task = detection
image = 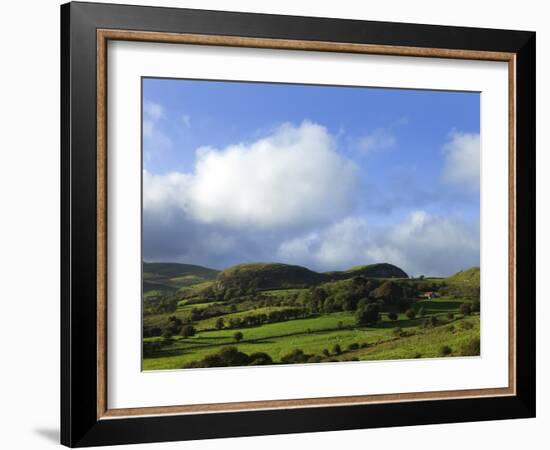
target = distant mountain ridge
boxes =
[215,262,409,291]
[143,261,410,293]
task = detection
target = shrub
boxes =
[439,345,453,356]
[332,344,342,355]
[460,337,481,356]
[218,346,250,366]
[233,331,243,342]
[471,300,480,313]
[460,302,472,316]
[215,317,225,330]
[430,315,439,327]
[322,348,330,357]
[180,325,196,338]
[143,341,162,356]
[248,352,273,365]
[459,320,474,330]
[162,329,173,339]
[347,343,360,351]
[414,352,422,358]
[307,355,323,363]
[281,349,309,364]
[446,325,455,333]
[388,312,398,321]
[355,303,380,325]
[184,347,250,368]
[447,312,455,320]
[143,326,162,338]
[405,308,416,320]
[392,327,403,337]
[417,306,426,317]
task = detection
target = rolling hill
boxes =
[326,263,409,280]
[215,263,325,290]
[442,267,480,299]
[446,267,480,285]
[215,262,409,291]
[143,262,220,293]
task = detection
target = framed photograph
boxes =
[61,1,535,447]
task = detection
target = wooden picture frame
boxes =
[61,1,535,447]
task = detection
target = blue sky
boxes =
[142,78,480,277]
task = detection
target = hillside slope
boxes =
[328,263,409,280]
[216,263,325,290]
[143,262,220,292]
[215,262,409,291]
[443,267,480,299]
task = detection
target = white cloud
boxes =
[144,121,359,229]
[357,128,396,155]
[143,101,172,162]
[143,101,164,138]
[441,131,480,191]
[367,211,479,277]
[143,170,192,219]
[277,211,479,277]
[278,217,371,269]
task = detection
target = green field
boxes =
[142,262,481,370]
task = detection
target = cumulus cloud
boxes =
[143,121,358,229]
[356,128,396,155]
[277,211,479,277]
[442,131,480,191]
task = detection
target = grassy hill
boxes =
[216,263,325,290]
[216,262,409,291]
[143,262,220,293]
[442,267,480,299]
[446,267,480,285]
[328,263,409,280]
[143,261,480,370]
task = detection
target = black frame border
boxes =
[61,2,535,447]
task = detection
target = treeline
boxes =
[292,277,418,315]
[216,307,311,330]
[183,347,273,368]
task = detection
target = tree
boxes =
[180,325,196,338]
[215,317,225,330]
[471,300,480,313]
[233,331,243,342]
[162,329,173,339]
[281,349,309,364]
[388,312,398,321]
[332,344,342,355]
[371,281,404,304]
[460,302,472,315]
[355,303,380,325]
[248,352,273,365]
[460,337,480,356]
[439,345,452,356]
[405,308,416,320]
